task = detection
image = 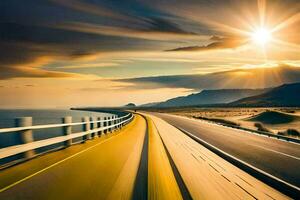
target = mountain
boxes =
[230,82,300,106]
[140,102,160,107]
[155,89,268,107]
[245,111,300,124]
[124,103,136,107]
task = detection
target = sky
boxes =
[0,0,300,108]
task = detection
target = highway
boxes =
[0,115,147,200]
[0,113,294,199]
[147,114,288,199]
[152,113,300,188]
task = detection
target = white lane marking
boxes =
[176,127,300,193]
[0,136,117,193]
[252,145,300,161]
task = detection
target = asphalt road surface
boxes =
[0,115,147,200]
[152,113,300,188]
[0,113,295,199]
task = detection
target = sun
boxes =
[251,28,272,45]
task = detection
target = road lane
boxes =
[147,113,288,200]
[0,115,146,200]
[146,116,183,200]
[152,113,300,188]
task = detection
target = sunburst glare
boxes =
[251,27,272,45]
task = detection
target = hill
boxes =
[245,111,300,124]
[124,103,136,107]
[154,89,268,107]
[230,82,300,107]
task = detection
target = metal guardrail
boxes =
[0,113,134,165]
[0,113,131,133]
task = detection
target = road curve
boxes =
[0,112,297,199]
[0,115,147,200]
[146,113,288,199]
[151,113,300,188]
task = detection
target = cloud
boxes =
[49,0,137,22]
[0,40,97,79]
[50,0,206,35]
[120,64,300,90]
[58,63,120,69]
[0,22,168,78]
[166,36,246,51]
[1,0,300,82]
[50,0,207,41]
[0,65,82,79]
[55,20,205,42]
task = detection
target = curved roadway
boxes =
[152,113,300,188]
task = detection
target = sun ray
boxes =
[272,39,300,51]
[257,0,267,27]
[271,13,300,33]
[204,20,251,36]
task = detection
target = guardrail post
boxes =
[97,117,101,137]
[63,116,72,147]
[115,116,118,129]
[111,116,115,131]
[115,115,118,130]
[103,117,107,134]
[118,116,121,128]
[90,117,97,139]
[119,117,123,128]
[122,116,125,127]
[82,116,91,141]
[16,117,35,159]
[108,117,111,132]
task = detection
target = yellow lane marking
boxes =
[0,136,117,193]
[0,117,139,193]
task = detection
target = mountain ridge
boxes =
[141,82,300,107]
[230,82,300,106]
[143,88,269,107]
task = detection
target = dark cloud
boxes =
[49,0,131,21]
[51,0,199,35]
[1,0,299,80]
[0,22,170,78]
[120,65,300,90]
[0,65,79,79]
[143,17,196,35]
[166,36,245,51]
[1,0,203,78]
